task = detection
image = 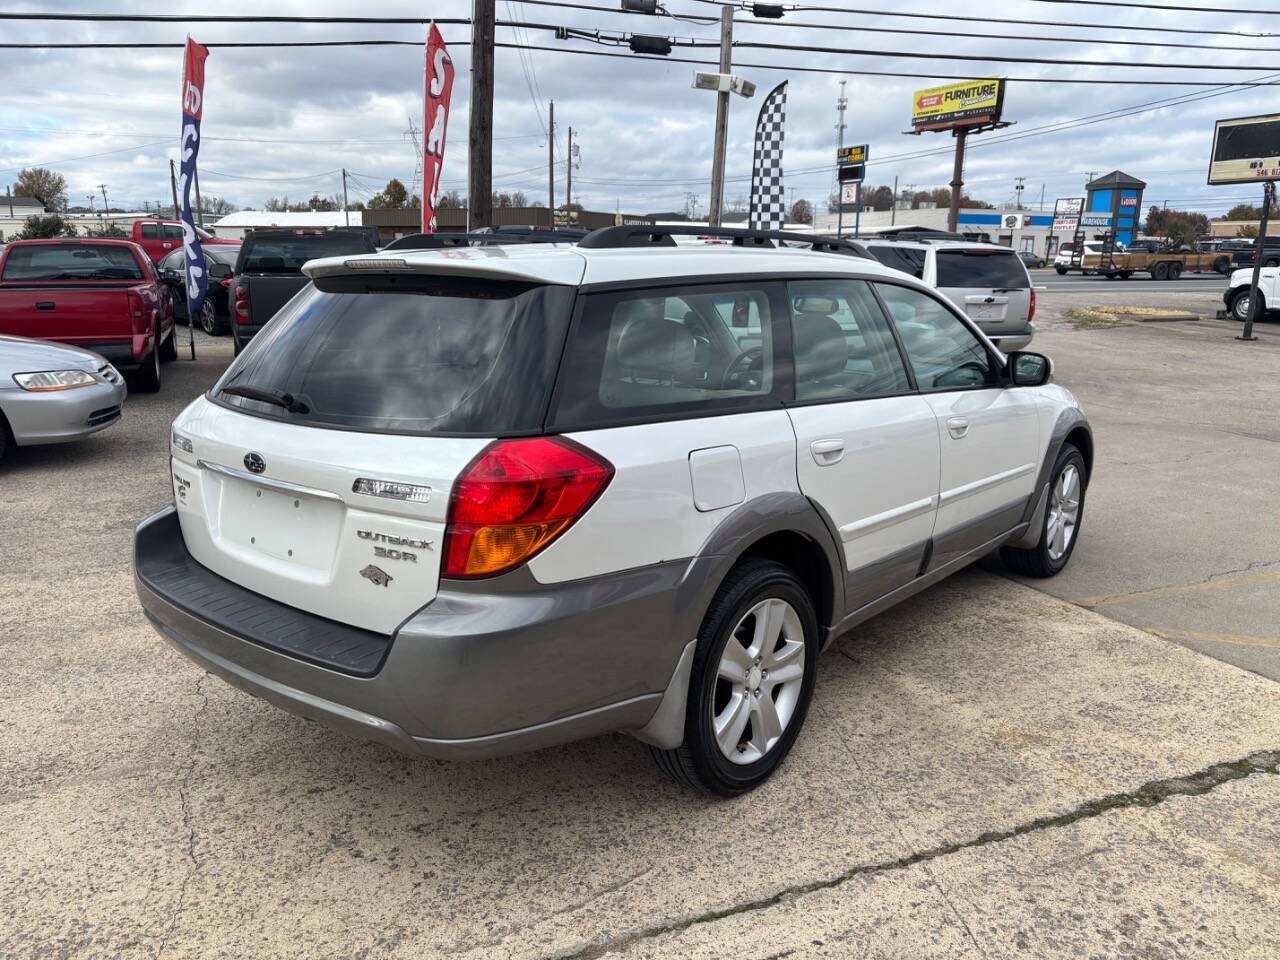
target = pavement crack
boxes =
[553,749,1280,960]
[1073,559,1280,609]
[154,672,210,960]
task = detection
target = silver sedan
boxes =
[0,335,127,461]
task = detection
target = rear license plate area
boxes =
[219,478,341,569]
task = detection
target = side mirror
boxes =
[1008,351,1052,387]
[209,262,233,280]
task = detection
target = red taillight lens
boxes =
[220,277,233,288]
[1029,286,1037,323]
[443,437,614,579]
[234,283,250,323]
[127,290,144,320]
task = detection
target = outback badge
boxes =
[359,564,393,588]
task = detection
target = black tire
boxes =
[1104,272,1118,280]
[1119,271,1134,279]
[1214,255,1231,275]
[1055,266,1068,275]
[649,558,819,796]
[1001,443,1087,578]
[1169,262,1183,281]
[159,326,178,362]
[132,337,162,393]
[1266,258,1279,268]
[1229,288,1261,323]
[1152,261,1170,281]
[0,410,11,464]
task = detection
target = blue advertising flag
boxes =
[180,38,209,317]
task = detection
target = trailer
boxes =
[1065,244,1231,280]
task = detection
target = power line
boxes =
[496,41,1280,87]
[1025,0,1280,14]
[728,12,1280,53]
[685,0,1280,39]
[730,38,1280,73]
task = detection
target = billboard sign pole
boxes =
[1239,180,1273,342]
[836,144,867,239]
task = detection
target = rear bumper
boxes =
[3,377,126,445]
[134,508,685,759]
[988,325,1034,352]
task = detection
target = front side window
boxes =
[163,224,185,240]
[788,279,910,402]
[211,276,574,435]
[160,250,185,272]
[552,283,779,428]
[875,284,998,392]
[140,223,159,239]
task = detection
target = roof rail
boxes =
[863,228,972,244]
[578,224,869,257]
[382,230,584,251]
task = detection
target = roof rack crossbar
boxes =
[578,224,868,257]
[382,231,583,251]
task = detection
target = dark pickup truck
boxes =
[231,228,375,354]
[1230,237,1280,270]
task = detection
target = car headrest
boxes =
[616,315,696,380]
[793,313,847,380]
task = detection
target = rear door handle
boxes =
[810,439,845,465]
[35,301,55,311]
[947,417,970,440]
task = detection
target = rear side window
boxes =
[1,244,143,281]
[211,276,573,435]
[140,223,159,239]
[239,234,374,273]
[553,282,781,428]
[876,284,998,392]
[866,245,925,279]
[163,224,184,240]
[936,249,1027,288]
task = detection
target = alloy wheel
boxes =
[711,598,806,765]
[200,300,217,334]
[1046,463,1081,562]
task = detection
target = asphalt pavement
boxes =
[2,307,1279,959]
[1029,267,1229,295]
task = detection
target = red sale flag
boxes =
[422,24,455,233]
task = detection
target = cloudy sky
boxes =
[3,0,1279,218]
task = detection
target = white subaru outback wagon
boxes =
[135,226,1092,796]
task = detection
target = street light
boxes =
[692,71,756,99]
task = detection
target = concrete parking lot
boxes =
[3,295,1279,959]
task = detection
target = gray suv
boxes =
[864,239,1036,352]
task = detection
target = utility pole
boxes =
[707,4,733,227]
[1015,176,1025,211]
[342,168,350,227]
[193,171,204,227]
[567,126,573,211]
[98,183,109,213]
[1039,183,1045,211]
[1086,171,1098,191]
[947,128,967,233]
[468,0,495,230]
[834,81,847,235]
[890,175,898,226]
[87,194,95,214]
[169,159,180,220]
[6,185,12,218]
[548,99,555,222]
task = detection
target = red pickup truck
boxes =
[130,218,237,266]
[0,238,175,392]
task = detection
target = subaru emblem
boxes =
[244,452,266,474]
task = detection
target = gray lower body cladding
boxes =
[134,507,690,759]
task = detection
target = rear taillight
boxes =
[443,437,614,579]
[234,283,250,323]
[1029,286,1037,323]
[127,290,144,321]
[220,277,233,288]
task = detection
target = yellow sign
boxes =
[911,77,1004,131]
[837,144,867,165]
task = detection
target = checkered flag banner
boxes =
[749,81,789,231]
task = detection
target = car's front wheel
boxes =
[1229,288,1262,322]
[650,558,818,796]
[1001,443,1086,578]
[199,300,221,336]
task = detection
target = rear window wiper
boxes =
[218,384,309,413]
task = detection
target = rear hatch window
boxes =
[211,275,574,435]
[2,243,142,281]
[238,234,374,273]
[936,249,1027,288]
